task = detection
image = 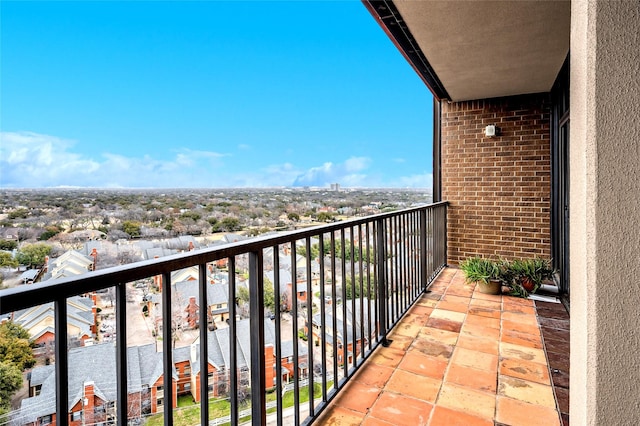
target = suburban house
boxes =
[189,319,308,400]
[42,250,95,281]
[309,298,376,366]
[11,295,97,354]
[19,343,178,425]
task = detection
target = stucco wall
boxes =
[570,0,640,424]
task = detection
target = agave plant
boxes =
[508,258,554,296]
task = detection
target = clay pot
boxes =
[478,279,502,295]
[521,277,536,292]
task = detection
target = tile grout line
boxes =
[359,271,455,424]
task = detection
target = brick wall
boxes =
[441,94,551,264]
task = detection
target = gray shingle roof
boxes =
[17,343,164,425]
[191,319,306,375]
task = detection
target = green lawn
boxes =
[145,397,244,426]
[145,381,333,426]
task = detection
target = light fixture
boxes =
[484,125,497,138]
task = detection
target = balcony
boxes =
[1,203,451,426]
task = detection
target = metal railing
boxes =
[0,202,447,426]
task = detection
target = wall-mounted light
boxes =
[484,125,497,138]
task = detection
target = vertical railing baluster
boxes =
[402,213,408,311]
[116,282,128,425]
[290,242,300,425]
[375,218,388,344]
[420,209,428,291]
[414,211,418,297]
[358,224,365,361]
[393,216,399,323]
[318,235,327,401]
[273,247,283,426]
[372,222,379,344]
[198,264,209,426]
[408,212,413,298]
[365,223,372,352]
[55,298,69,426]
[349,228,357,370]
[161,272,173,426]
[228,258,238,426]
[249,250,266,425]
[443,204,448,268]
[340,229,348,378]
[330,232,338,389]
[305,236,315,418]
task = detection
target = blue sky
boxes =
[0,1,433,189]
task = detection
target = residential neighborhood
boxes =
[0,187,416,424]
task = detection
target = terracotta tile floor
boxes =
[315,268,567,426]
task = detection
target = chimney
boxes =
[286,282,293,311]
[188,241,195,251]
[43,256,49,273]
[90,248,98,270]
[91,304,98,335]
[83,381,96,425]
[154,255,162,292]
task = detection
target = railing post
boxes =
[443,203,448,266]
[375,218,389,345]
[161,272,173,426]
[420,208,428,292]
[198,264,210,426]
[116,283,128,425]
[249,250,266,425]
[55,298,69,426]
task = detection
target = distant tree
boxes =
[316,212,334,223]
[15,243,52,268]
[0,252,18,269]
[0,321,35,370]
[287,212,300,222]
[0,321,34,415]
[296,244,320,260]
[212,217,242,232]
[236,286,250,305]
[0,240,18,251]
[235,279,275,313]
[122,220,142,238]
[38,225,62,241]
[0,362,22,416]
[179,211,201,221]
[8,208,29,220]
[263,278,276,313]
[344,275,376,300]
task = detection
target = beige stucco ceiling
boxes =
[393,0,570,101]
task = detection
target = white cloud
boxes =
[0,131,228,188]
[397,173,433,189]
[0,131,433,189]
[292,157,371,187]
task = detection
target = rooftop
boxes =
[316,267,569,425]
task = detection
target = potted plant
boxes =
[459,257,502,295]
[508,258,554,296]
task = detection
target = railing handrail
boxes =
[0,202,448,314]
